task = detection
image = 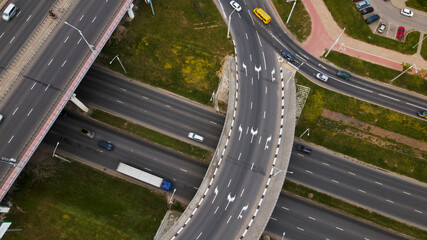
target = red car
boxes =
[396,26,405,40]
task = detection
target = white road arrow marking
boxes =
[271,68,275,82]
[225,193,236,210]
[254,65,261,79]
[242,63,247,76]
[250,127,258,143]
[238,124,243,141]
[265,135,272,150]
[238,204,249,219]
[212,187,219,204]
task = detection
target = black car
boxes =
[296,144,312,154]
[281,51,295,62]
[365,14,379,24]
[98,140,115,151]
[360,7,373,15]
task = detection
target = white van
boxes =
[2,3,18,21]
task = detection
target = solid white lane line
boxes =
[262,51,266,70]
[379,93,400,101]
[256,30,262,47]
[406,102,424,109]
[386,199,394,204]
[305,170,313,174]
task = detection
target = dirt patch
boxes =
[322,109,427,152]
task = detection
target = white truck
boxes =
[116,162,172,191]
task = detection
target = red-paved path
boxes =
[301,0,426,72]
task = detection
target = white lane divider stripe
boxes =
[379,93,400,101]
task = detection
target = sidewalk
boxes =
[301,0,427,72]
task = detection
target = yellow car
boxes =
[417,111,427,119]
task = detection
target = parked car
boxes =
[316,73,328,82]
[360,7,373,15]
[356,0,370,9]
[296,144,312,154]
[396,26,405,40]
[281,50,295,62]
[365,14,379,24]
[188,132,205,142]
[0,113,3,123]
[417,111,427,119]
[81,128,95,138]
[377,23,386,33]
[400,8,413,17]
[336,70,351,80]
[353,0,363,2]
[230,0,242,12]
[98,140,115,151]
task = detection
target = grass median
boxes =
[97,0,232,104]
[421,34,427,60]
[324,50,427,96]
[295,73,427,182]
[272,0,311,42]
[91,109,211,162]
[4,147,168,239]
[284,181,427,239]
[323,0,420,54]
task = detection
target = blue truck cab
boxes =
[161,180,173,191]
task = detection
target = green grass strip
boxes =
[91,109,211,161]
[272,0,312,42]
[284,181,427,239]
[324,50,427,96]
[323,0,420,54]
[406,0,427,13]
[295,73,427,182]
[421,34,427,61]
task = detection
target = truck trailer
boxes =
[116,162,172,191]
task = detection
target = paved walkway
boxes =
[301,0,427,72]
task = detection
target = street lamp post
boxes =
[281,232,286,240]
[109,55,127,73]
[325,28,346,57]
[412,34,427,49]
[227,9,236,38]
[64,22,95,53]
[169,188,176,205]
[390,63,417,83]
[286,0,297,24]
[52,142,60,157]
[299,128,310,138]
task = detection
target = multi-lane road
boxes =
[43,112,407,240]
[75,67,427,231]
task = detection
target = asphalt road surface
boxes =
[77,66,427,230]
[43,112,408,240]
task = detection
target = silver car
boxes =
[316,73,329,82]
[188,132,205,142]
